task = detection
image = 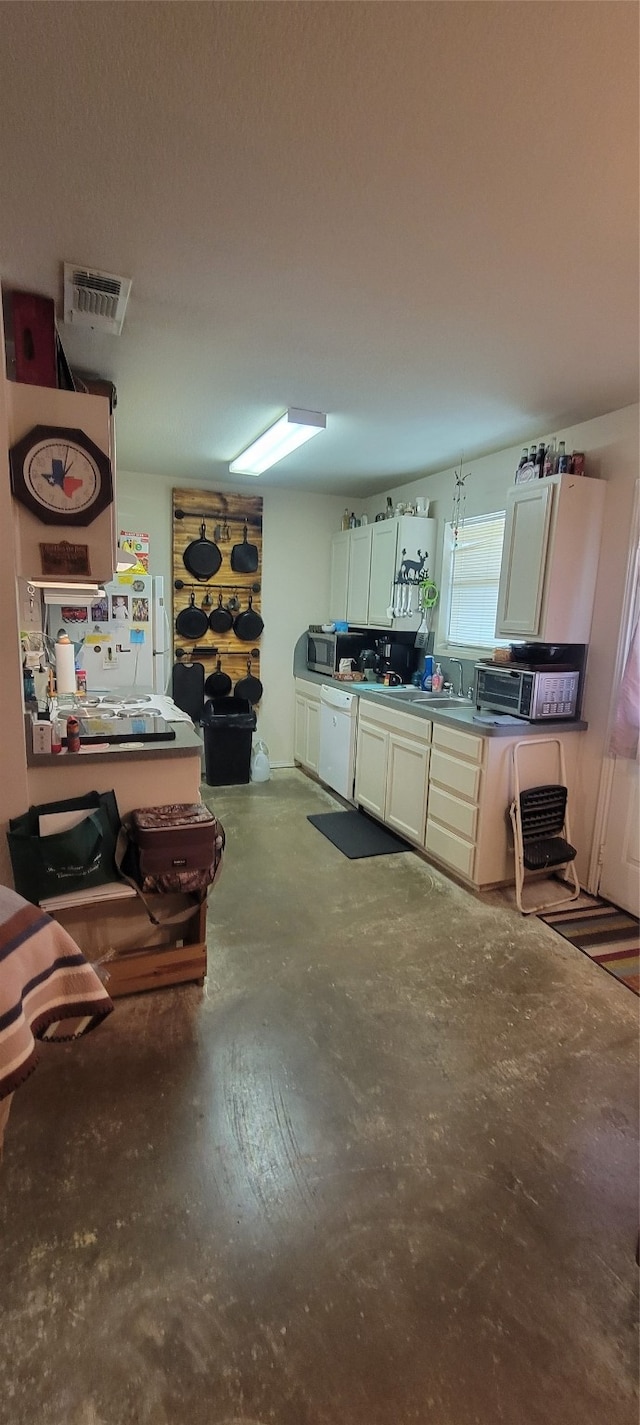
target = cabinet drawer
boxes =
[432,723,484,764]
[425,819,476,880]
[358,701,432,743]
[429,748,482,803]
[428,785,478,841]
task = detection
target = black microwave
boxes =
[307,628,366,676]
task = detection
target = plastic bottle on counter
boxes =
[66,715,81,753]
[421,655,434,692]
[51,718,62,754]
[432,663,444,693]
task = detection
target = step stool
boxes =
[509,738,580,915]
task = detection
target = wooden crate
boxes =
[50,891,207,998]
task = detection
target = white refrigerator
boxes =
[45,574,170,695]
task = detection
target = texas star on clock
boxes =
[9,425,113,526]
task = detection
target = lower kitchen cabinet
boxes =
[355,702,431,845]
[294,679,321,774]
[352,698,583,889]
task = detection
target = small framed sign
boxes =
[39,540,92,578]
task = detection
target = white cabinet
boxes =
[338,515,437,630]
[329,531,351,622]
[355,700,431,845]
[425,725,484,882]
[496,473,605,643]
[294,679,321,773]
[346,525,373,624]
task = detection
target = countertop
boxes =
[293,665,588,737]
[26,719,202,768]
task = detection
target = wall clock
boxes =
[9,424,113,526]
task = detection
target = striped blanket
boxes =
[0,885,113,1102]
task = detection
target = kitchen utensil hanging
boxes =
[175,592,209,640]
[233,594,264,642]
[231,524,259,574]
[182,522,222,580]
[172,661,205,722]
[205,657,232,697]
[234,658,263,705]
[208,593,233,634]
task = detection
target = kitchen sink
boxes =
[365,687,468,707]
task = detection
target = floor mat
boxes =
[539,894,639,996]
[307,810,412,859]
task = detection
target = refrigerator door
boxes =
[152,576,170,694]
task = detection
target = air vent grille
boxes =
[63,263,132,335]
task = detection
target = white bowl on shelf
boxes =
[321,623,336,632]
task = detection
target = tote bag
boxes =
[8,790,121,905]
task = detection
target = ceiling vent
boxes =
[63,263,132,336]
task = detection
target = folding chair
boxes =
[509,738,580,915]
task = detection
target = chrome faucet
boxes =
[448,659,465,699]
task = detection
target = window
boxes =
[438,511,506,654]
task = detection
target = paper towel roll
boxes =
[55,639,76,694]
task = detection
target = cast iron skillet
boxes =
[204,657,232,698]
[182,521,222,580]
[208,592,233,635]
[231,524,259,575]
[175,592,209,641]
[233,594,264,643]
[234,658,263,705]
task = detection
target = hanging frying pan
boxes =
[175,592,209,640]
[234,658,263,705]
[231,524,259,574]
[204,657,232,698]
[233,594,264,643]
[182,522,222,580]
[208,592,233,635]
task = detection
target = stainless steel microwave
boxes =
[307,628,365,676]
[475,664,580,720]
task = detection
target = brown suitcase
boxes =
[131,803,220,876]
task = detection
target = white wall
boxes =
[365,404,640,884]
[117,472,345,765]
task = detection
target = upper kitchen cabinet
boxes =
[332,516,437,630]
[495,473,605,643]
[7,383,116,585]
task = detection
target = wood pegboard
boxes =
[172,488,263,681]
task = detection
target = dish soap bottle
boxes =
[421,655,434,692]
[432,663,444,693]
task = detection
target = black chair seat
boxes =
[523,836,576,871]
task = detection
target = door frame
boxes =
[588,479,640,893]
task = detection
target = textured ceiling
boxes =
[0,1,637,494]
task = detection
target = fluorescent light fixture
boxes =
[229,408,326,475]
[29,580,105,593]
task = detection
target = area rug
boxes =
[307,810,412,859]
[539,894,639,996]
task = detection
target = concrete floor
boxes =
[1,769,638,1425]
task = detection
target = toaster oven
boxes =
[475,664,580,720]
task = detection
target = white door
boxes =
[599,759,640,914]
[347,526,372,624]
[598,514,640,915]
[329,532,351,622]
[496,482,553,638]
[385,734,429,843]
[368,521,397,626]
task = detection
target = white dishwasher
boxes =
[319,684,358,799]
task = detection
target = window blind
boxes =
[447,511,506,648]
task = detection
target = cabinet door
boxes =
[347,526,373,624]
[329,532,351,622]
[385,734,429,843]
[306,699,320,773]
[355,720,388,818]
[294,693,308,764]
[496,482,553,638]
[368,521,397,626]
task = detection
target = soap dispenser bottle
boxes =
[432,663,444,693]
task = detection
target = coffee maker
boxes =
[376,637,413,685]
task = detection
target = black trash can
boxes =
[201,696,257,786]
